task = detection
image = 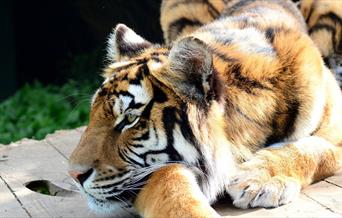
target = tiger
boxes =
[161,0,342,86]
[68,0,342,217]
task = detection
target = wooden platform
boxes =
[0,127,341,217]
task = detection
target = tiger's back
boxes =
[161,0,342,86]
[164,0,342,151]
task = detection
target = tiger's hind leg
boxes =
[160,0,225,43]
[300,0,342,87]
[226,136,342,209]
[301,0,342,57]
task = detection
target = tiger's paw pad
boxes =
[227,174,300,209]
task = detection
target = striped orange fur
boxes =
[68,0,342,217]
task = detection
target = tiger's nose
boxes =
[68,169,94,186]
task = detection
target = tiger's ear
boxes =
[168,37,220,105]
[107,24,152,61]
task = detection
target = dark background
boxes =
[1,0,162,100]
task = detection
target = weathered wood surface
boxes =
[0,127,341,217]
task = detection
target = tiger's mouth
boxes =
[86,189,137,205]
[86,194,138,216]
[81,170,150,215]
[75,165,170,215]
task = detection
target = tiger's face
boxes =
[68,24,219,215]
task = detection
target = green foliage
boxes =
[0,80,100,144]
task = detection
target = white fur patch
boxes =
[148,61,163,71]
[269,141,292,148]
[87,196,137,217]
[122,27,146,45]
[121,96,133,112]
[128,84,151,104]
[289,80,326,140]
[108,61,135,71]
[293,136,334,159]
[107,31,117,61]
[145,153,169,165]
[173,125,199,164]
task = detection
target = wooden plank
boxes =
[215,193,340,217]
[44,129,83,159]
[75,126,87,133]
[1,129,342,217]
[0,175,29,217]
[303,181,342,215]
[0,138,109,218]
[269,194,340,218]
[325,168,342,187]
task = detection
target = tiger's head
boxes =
[68,24,224,215]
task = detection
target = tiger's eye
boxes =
[127,113,138,123]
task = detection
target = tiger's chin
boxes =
[87,195,138,217]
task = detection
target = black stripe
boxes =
[168,18,202,41]
[177,104,201,148]
[133,130,150,141]
[98,88,108,97]
[129,64,145,85]
[208,47,272,93]
[309,24,336,55]
[128,102,144,110]
[130,143,144,148]
[319,13,342,53]
[92,179,128,190]
[225,100,264,128]
[152,83,168,103]
[126,145,142,158]
[309,24,335,35]
[338,39,342,53]
[152,121,159,144]
[92,170,128,183]
[125,145,148,166]
[282,99,300,136]
[106,175,149,203]
[228,64,272,94]
[320,12,342,26]
[162,107,183,161]
[265,27,275,43]
[203,0,220,18]
[118,148,145,167]
[114,118,127,132]
[104,101,114,117]
[208,46,237,62]
[178,104,208,177]
[141,100,154,120]
[118,91,134,98]
[264,99,300,146]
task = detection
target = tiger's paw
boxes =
[227,172,301,209]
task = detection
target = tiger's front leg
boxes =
[227,136,342,209]
[134,164,219,218]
